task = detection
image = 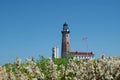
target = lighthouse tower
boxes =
[61,22,70,58]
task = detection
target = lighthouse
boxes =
[61,22,70,58]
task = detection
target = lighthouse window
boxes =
[66,35,68,37]
[67,42,69,44]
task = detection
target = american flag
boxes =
[82,37,88,41]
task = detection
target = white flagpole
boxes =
[82,37,88,58]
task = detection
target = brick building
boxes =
[61,23,94,59]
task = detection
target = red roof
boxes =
[70,51,94,57]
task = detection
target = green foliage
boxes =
[0,56,120,80]
[53,58,68,66]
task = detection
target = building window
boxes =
[66,35,68,37]
[67,42,69,44]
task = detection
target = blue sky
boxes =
[0,0,120,64]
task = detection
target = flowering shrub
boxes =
[0,55,120,80]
